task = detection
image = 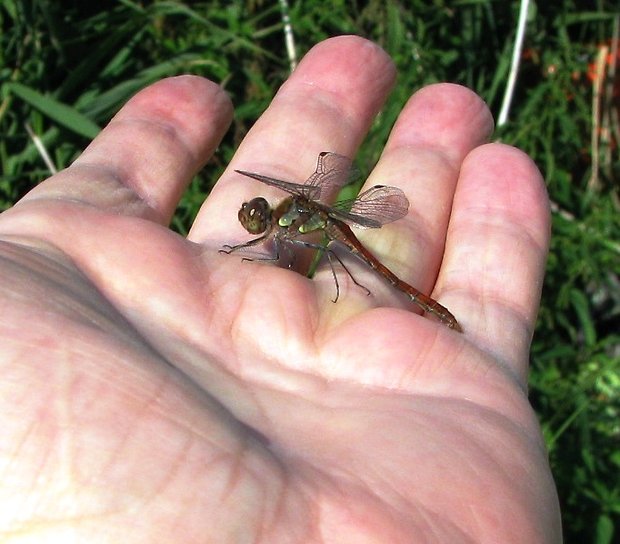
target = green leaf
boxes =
[7,83,100,139]
[570,288,597,346]
[595,514,614,544]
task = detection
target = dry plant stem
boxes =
[589,16,620,193]
[279,0,297,72]
[588,45,608,192]
[497,0,530,127]
[605,15,619,184]
[25,122,57,175]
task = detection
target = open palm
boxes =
[0,37,561,542]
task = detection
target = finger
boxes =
[20,76,233,224]
[445,144,550,379]
[189,35,396,244]
[346,84,494,310]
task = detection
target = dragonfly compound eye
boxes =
[238,197,271,234]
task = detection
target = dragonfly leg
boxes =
[221,234,300,270]
[323,248,371,301]
[219,231,271,254]
[219,229,281,262]
[284,238,372,303]
[323,249,340,303]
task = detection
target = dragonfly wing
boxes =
[304,151,353,202]
[234,170,306,196]
[331,185,410,228]
[235,151,352,201]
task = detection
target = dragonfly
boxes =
[220,151,461,332]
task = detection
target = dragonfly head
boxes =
[238,197,272,235]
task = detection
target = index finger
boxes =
[19,76,233,224]
[188,36,396,245]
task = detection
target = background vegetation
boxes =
[1,1,618,541]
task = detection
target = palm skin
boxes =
[0,37,561,543]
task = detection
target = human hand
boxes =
[0,36,561,542]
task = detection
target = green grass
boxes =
[1,1,619,541]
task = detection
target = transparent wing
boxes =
[234,151,352,202]
[234,170,307,196]
[303,151,353,202]
[330,185,410,228]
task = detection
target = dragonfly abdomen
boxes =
[326,221,461,331]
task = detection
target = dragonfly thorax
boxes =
[275,197,327,234]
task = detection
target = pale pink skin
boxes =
[0,36,561,543]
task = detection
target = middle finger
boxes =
[188,36,396,245]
